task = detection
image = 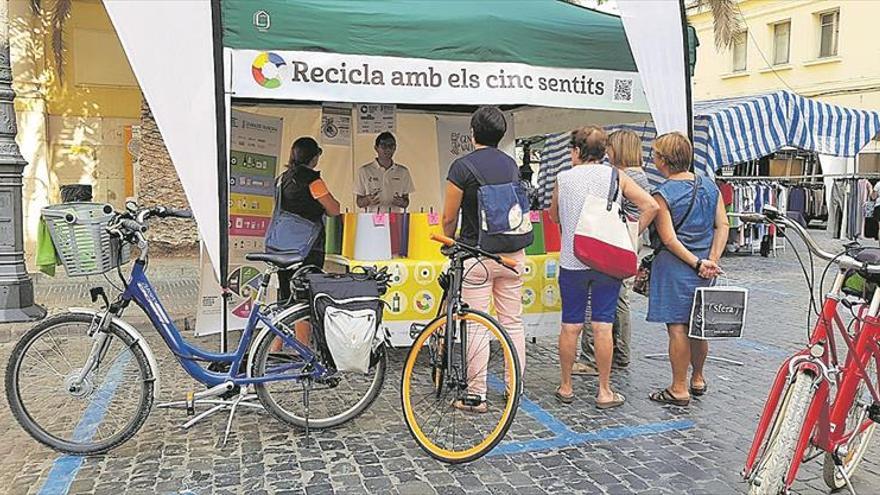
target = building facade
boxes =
[11,0,194,257]
[687,0,880,170]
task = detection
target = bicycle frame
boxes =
[119,259,325,387]
[744,269,880,489]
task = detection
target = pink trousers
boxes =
[461,250,527,397]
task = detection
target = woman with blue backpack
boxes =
[442,106,532,413]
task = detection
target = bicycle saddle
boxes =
[245,252,303,269]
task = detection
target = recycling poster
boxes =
[195,110,282,336]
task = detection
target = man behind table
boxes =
[355,132,415,213]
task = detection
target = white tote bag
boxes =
[572,168,638,279]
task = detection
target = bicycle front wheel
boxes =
[5,313,155,455]
[401,309,521,464]
[252,306,387,429]
[748,371,816,495]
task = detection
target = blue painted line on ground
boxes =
[491,419,695,456]
[487,375,695,456]
[38,352,132,495]
[733,338,791,358]
[629,307,792,358]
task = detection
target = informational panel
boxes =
[195,110,282,335]
[321,104,352,146]
[436,115,474,200]
[357,104,396,134]
[435,114,516,200]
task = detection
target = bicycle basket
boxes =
[41,202,130,277]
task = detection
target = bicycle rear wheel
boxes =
[401,309,521,464]
[748,371,816,495]
[822,360,877,490]
[252,306,386,429]
[5,313,154,454]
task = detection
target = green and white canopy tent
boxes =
[104,0,692,293]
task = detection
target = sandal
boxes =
[452,396,488,414]
[689,382,708,397]
[596,392,626,410]
[571,362,599,376]
[649,388,690,407]
[555,386,574,404]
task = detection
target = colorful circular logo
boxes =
[415,263,435,285]
[522,287,536,308]
[522,259,537,281]
[542,285,559,308]
[252,52,285,89]
[388,263,408,286]
[544,258,558,280]
[414,290,435,314]
[387,291,407,315]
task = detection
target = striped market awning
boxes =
[536,90,880,209]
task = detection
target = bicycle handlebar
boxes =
[119,219,145,233]
[734,206,880,274]
[107,204,194,261]
[429,233,519,270]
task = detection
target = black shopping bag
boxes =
[689,286,748,339]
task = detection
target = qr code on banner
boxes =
[612,78,634,103]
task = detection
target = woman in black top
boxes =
[271,137,341,353]
[276,136,341,303]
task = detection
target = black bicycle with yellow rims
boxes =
[401,233,522,464]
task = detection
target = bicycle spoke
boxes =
[26,349,66,378]
[45,332,76,371]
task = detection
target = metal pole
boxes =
[0,0,45,322]
[679,0,694,145]
[210,0,230,352]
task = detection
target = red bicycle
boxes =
[741,206,879,495]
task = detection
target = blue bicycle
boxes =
[5,203,389,454]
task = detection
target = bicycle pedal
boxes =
[185,391,195,416]
[409,323,425,340]
[868,402,880,423]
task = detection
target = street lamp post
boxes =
[0,1,44,322]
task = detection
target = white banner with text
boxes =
[232,49,648,113]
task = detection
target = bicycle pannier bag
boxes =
[306,273,385,372]
[461,157,533,254]
[572,168,637,279]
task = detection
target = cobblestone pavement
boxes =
[2,233,880,494]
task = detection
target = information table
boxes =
[326,253,562,347]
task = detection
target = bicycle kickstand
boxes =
[834,456,858,495]
[221,392,247,447]
[302,379,312,447]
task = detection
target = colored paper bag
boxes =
[542,210,561,252]
[354,213,391,261]
[526,215,546,255]
[407,212,444,260]
[342,213,357,258]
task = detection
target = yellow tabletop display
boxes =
[327,252,561,346]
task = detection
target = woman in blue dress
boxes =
[647,132,729,407]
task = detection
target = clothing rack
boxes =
[719,173,880,180]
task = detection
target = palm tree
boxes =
[29,0,71,80]
[700,0,741,50]
[564,0,742,49]
[29,0,195,247]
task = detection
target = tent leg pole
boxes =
[220,291,229,353]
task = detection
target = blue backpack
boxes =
[461,157,534,254]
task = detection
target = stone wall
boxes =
[137,100,198,248]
